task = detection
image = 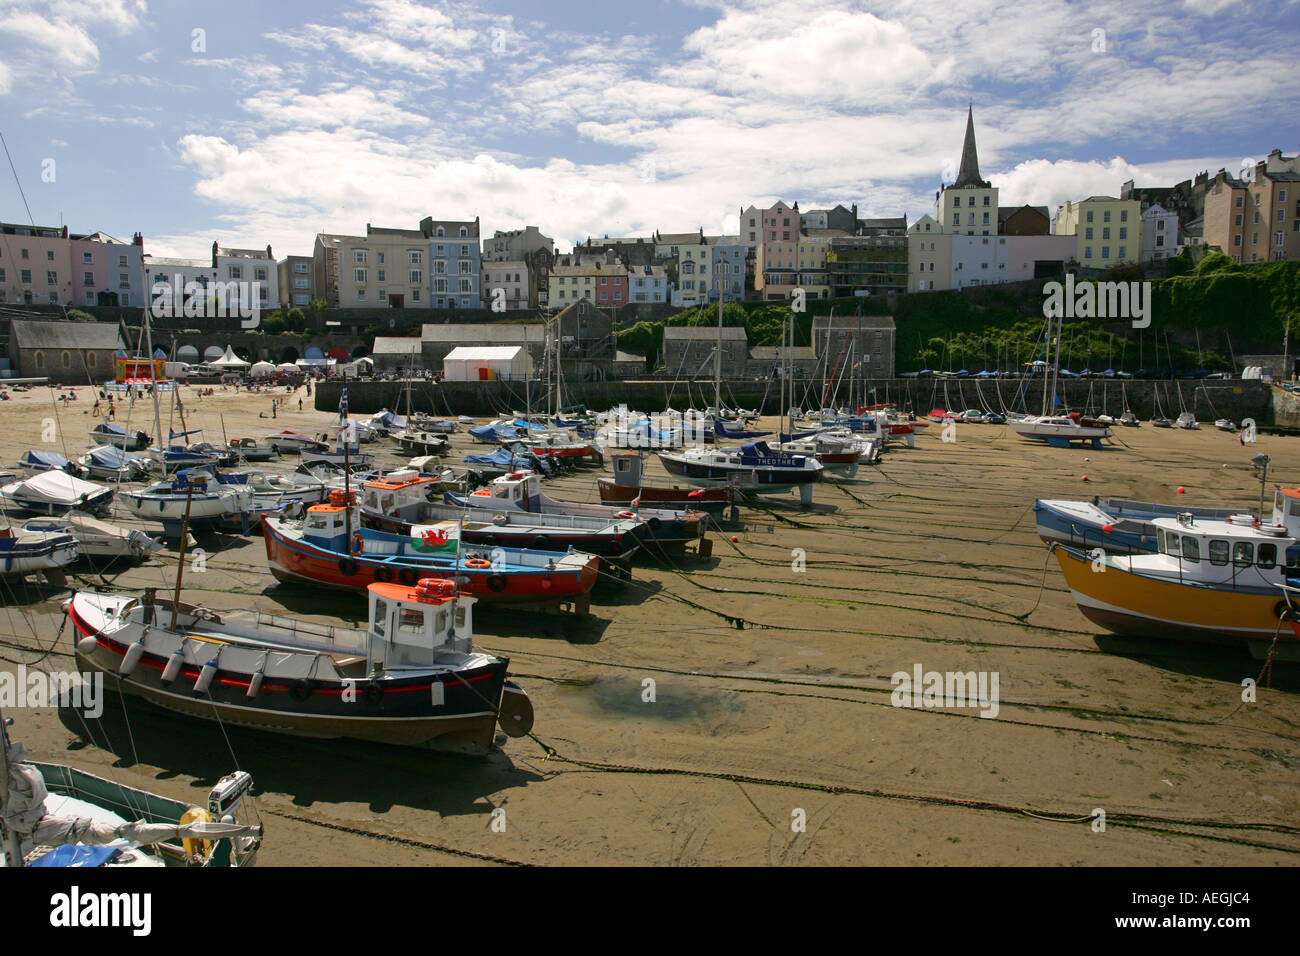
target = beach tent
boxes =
[443,346,532,382]
[249,361,276,377]
[208,346,249,369]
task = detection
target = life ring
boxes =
[289,680,312,701]
[351,533,364,555]
[464,558,492,569]
[373,566,393,583]
[397,568,419,586]
[615,510,635,519]
[363,683,383,705]
[337,558,358,577]
[486,574,508,592]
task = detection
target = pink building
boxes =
[0,222,144,307]
[756,200,800,299]
[480,260,529,310]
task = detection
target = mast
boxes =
[1,703,25,866]
[714,292,722,415]
[144,312,163,452]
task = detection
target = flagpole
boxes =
[340,387,352,545]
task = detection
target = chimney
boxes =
[133,232,143,247]
[266,244,273,259]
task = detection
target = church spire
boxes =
[953,105,990,189]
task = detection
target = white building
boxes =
[442,345,533,382]
[214,244,278,314]
[1141,203,1180,262]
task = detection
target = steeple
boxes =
[953,105,991,189]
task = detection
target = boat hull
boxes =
[262,518,597,610]
[1054,544,1300,659]
[69,605,509,754]
[657,453,822,492]
[596,480,731,515]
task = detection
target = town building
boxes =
[421,216,481,309]
[5,318,127,383]
[482,226,553,262]
[756,200,800,300]
[1203,162,1300,263]
[661,325,749,379]
[67,232,145,308]
[213,243,277,313]
[1053,196,1142,270]
[932,107,998,236]
[1140,204,1180,262]
[709,237,747,301]
[278,255,315,308]
[812,313,896,380]
[554,298,615,359]
[997,206,1050,236]
[627,263,668,303]
[548,253,629,310]
[800,204,857,233]
[480,260,530,311]
[828,233,908,296]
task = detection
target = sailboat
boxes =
[1010,310,1112,448]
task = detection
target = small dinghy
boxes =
[1215,418,1237,432]
[16,450,87,478]
[1119,409,1140,427]
[23,514,162,563]
[88,422,151,451]
[81,445,153,481]
[0,524,78,579]
[0,471,115,516]
[1176,412,1200,430]
[1151,416,1173,428]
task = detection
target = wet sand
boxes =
[1,382,1298,866]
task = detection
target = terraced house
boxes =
[1203,160,1300,264]
[1053,196,1142,270]
[0,223,144,308]
[422,216,480,309]
[548,253,628,309]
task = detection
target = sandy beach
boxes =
[1,381,1297,866]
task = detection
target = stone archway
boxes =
[278,345,300,364]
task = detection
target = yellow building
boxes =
[1054,196,1142,269]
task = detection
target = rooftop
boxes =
[10,319,126,351]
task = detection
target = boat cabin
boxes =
[610,452,647,488]
[475,470,544,512]
[302,494,356,548]
[365,580,474,669]
[361,469,440,519]
[1140,512,1298,589]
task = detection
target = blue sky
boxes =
[1,0,1296,259]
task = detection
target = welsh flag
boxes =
[410,522,460,556]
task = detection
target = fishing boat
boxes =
[446,469,710,551]
[262,497,600,612]
[67,578,535,754]
[118,470,255,536]
[596,451,732,516]
[265,430,329,455]
[226,437,279,462]
[0,471,115,516]
[359,470,644,561]
[88,422,151,451]
[22,515,161,564]
[1,718,262,868]
[1034,497,1247,554]
[657,441,824,504]
[395,430,450,457]
[80,445,153,482]
[0,524,78,579]
[1053,511,1300,661]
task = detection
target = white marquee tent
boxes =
[443,346,532,382]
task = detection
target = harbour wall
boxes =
[315,377,1275,423]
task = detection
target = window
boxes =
[1084,247,1093,259]
[412,290,420,301]
[1281,190,1288,203]
[953,197,960,208]
[1234,235,1242,247]
[434,261,445,274]
[1119,227,1127,240]
[34,350,44,369]
[460,245,469,256]
[1085,227,1094,240]
[1278,232,1286,248]
[295,278,308,290]
[355,250,367,264]
[410,270,422,284]
[983,196,990,206]
[229,266,242,280]
[1254,211,1261,224]
[1120,210,1128,222]
[1232,541,1253,566]
[47,250,54,260]
[0,268,6,283]
[1101,246,1110,259]
[377,270,385,282]
[83,271,93,286]
[355,269,366,283]
[1102,228,1111,240]
[458,260,471,275]
[982,212,989,225]
[377,252,385,264]
[85,292,94,304]
[1086,212,1094,223]
[459,227,468,237]
[82,252,93,264]
[295,262,308,273]
[46,270,57,285]
[1236,214,1243,226]
[255,267,267,281]
[409,251,422,264]
[357,289,366,300]
[60,350,71,368]
[118,273,129,288]
[434,279,447,292]
[1209,540,1229,566]
[435,227,444,237]
[968,197,975,207]
[86,351,95,367]
[118,255,127,267]
[1118,246,1126,259]
[459,279,470,292]
[1259,543,1277,569]
[1180,536,1200,563]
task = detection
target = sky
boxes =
[0,0,1296,260]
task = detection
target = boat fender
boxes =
[493,513,508,525]
[161,646,186,684]
[247,669,264,698]
[363,683,383,705]
[337,558,358,577]
[351,533,364,555]
[465,558,492,569]
[615,510,635,519]
[373,566,393,583]
[76,635,99,657]
[486,574,508,592]
[1274,600,1293,622]
[289,679,312,701]
[397,568,419,587]
[194,658,218,696]
[648,516,662,530]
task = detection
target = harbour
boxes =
[2,382,1298,865]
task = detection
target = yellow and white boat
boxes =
[1053,510,1300,661]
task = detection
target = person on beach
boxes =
[299,398,303,412]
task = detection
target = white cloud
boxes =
[0,10,99,68]
[0,59,10,95]
[137,47,159,63]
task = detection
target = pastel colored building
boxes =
[674,239,712,308]
[548,253,628,308]
[214,243,277,313]
[756,200,800,300]
[1054,196,1142,269]
[423,216,481,309]
[627,264,667,303]
[1140,204,1180,262]
[68,231,144,307]
[1202,161,1300,264]
[709,236,747,301]
[0,222,72,306]
[481,260,529,311]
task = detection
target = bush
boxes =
[65,309,96,322]
[262,314,287,334]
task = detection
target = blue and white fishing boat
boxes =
[0,523,79,578]
[80,445,153,481]
[88,422,151,451]
[16,450,86,478]
[657,440,824,504]
[1034,496,1260,554]
[118,469,255,536]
